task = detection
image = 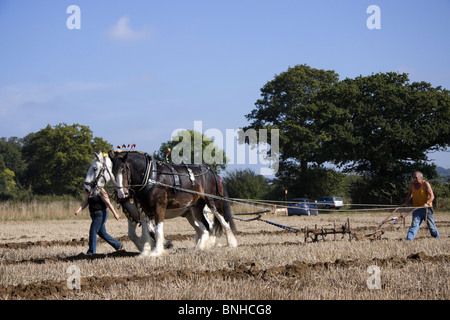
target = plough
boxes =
[361,207,412,240]
[304,219,352,243]
[234,206,416,243]
[235,214,354,242]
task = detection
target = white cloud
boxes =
[107,16,150,42]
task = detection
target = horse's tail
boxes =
[212,181,237,236]
[222,182,237,234]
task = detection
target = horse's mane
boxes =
[112,149,149,159]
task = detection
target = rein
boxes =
[114,153,418,240]
[131,178,271,214]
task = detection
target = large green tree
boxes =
[245,65,450,203]
[327,73,449,173]
[245,64,341,196]
[21,123,112,196]
[325,73,449,202]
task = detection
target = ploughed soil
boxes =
[1,217,448,300]
[1,251,449,299]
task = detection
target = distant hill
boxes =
[436,166,450,177]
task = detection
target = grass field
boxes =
[0,202,448,301]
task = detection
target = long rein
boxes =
[110,160,419,236]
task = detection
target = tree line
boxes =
[0,124,111,199]
[1,65,449,204]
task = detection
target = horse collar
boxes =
[150,158,157,181]
[137,155,157,192]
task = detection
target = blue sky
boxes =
[0,0,449,174]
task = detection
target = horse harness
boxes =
[123,153,223,198]
[118,153,224,222]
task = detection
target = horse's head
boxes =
[110,151,148,199]
[110,151,131,199]
[84,152,114,196]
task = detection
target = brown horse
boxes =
[110,151,237,257]
[83,152,173,253]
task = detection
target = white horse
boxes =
[84,152,216,256]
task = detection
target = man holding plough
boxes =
[402,171,440,241]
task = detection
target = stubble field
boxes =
[0,206,449,300]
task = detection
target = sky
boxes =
[0,0,449,175]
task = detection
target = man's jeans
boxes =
[88,209,122,254]
[406,207,440,241]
